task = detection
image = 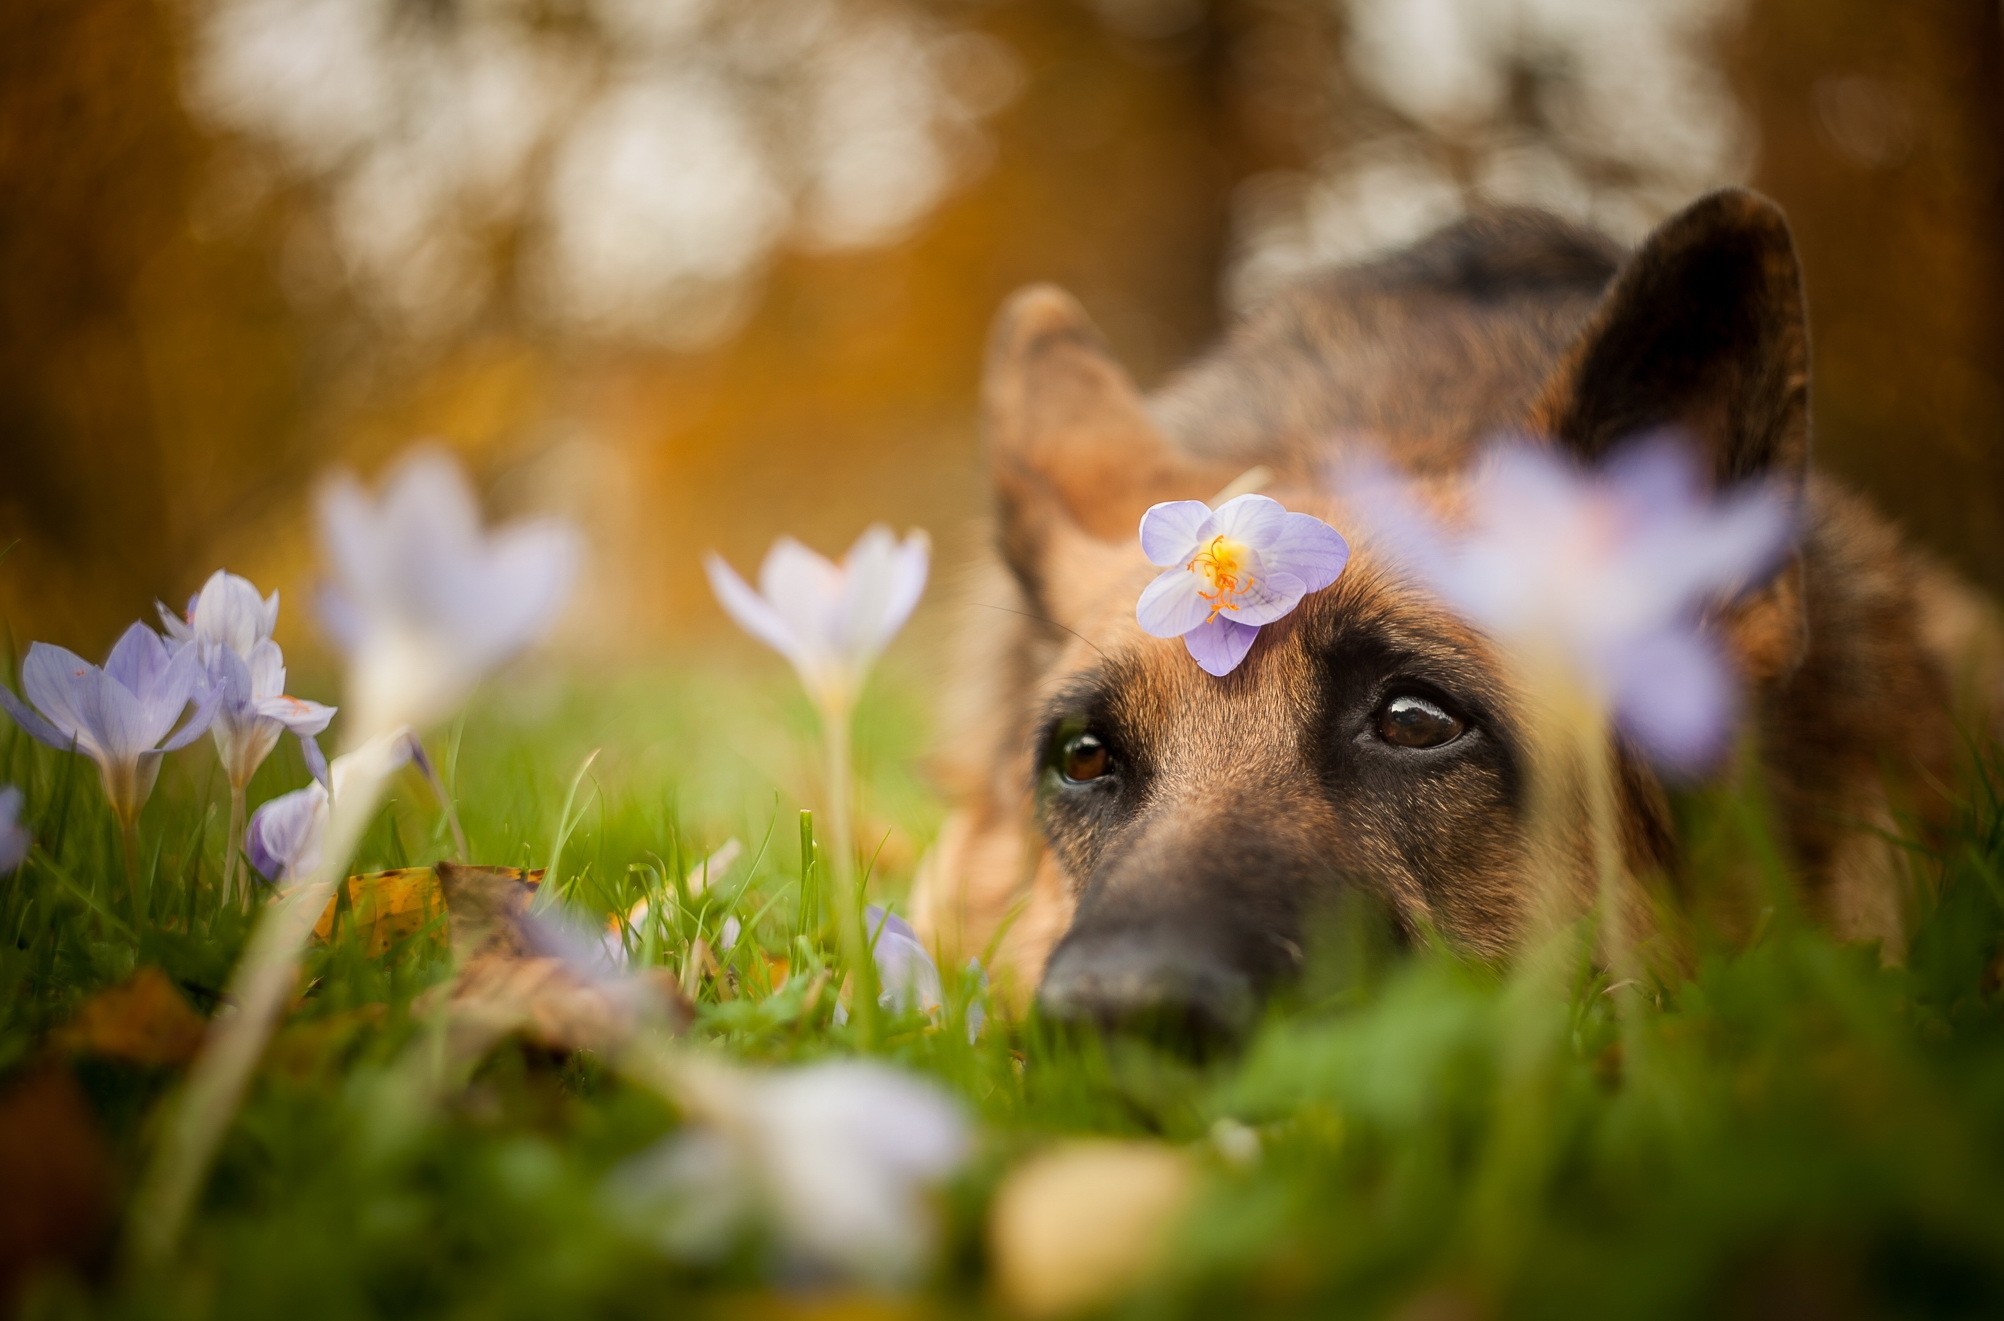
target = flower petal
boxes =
[0,685,69,751]
[381,447,484,570]
[300,732,330,789]
[476,519,583,665]
[256,695,337,737]
[244,639,287,703]
[1226,567,1307,627]
[1607,628,1735,774]
[706,553,807,668]
[316,584,366,655]
[246,781,329,883]
[867,904,943,1017]
[1182,616,1260,676]
[102,622,171,704]
[190,571,274,654]
[155,599,194,644]
[1138,501,1215,566]
[1209,494,1289,548]
[207,645,255,719]
[316,476,389,627]
[77,665,150,766]
[760,537,844,660]
[838,526,928,664]
[17,645,94,750]
[1266,512,1351,594]
[1136,568,1210,638]
[154,644,216,751]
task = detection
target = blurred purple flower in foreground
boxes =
[705,526,929,714]
[0,786,28,874]
[1362,436,1795,769]
[159,570,336,791]
[1136,494,1350,676]
[0,624,217,826]
[318,447,581,740]
[611,1059,971,1282]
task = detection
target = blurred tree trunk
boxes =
[1733,0,2004,589]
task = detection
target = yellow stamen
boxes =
[1188,535,1255,622]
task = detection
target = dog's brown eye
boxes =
[1376,693,1464,749]
[1060,733,1112,783]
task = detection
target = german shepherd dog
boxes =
[910,189,2003,1038]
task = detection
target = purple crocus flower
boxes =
[835,905,986,1040]
[0,786,28,874]
[318,446,582,741]
[705,527,929,714]
[1357,435,1795,770]
[160,570,336,790]
[244,729,435,885]
[0,623,218,827]
[245,780,328,885]
[1136,494,1351,676]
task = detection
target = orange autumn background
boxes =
[3,0,2001,670]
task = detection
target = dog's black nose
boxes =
[1036,934,1257,1045]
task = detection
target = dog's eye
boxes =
[1059,732,1113,783]
[1375,693,1465,749]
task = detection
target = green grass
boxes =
[4,661,2004,1318]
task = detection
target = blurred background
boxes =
[3,0,2001,667]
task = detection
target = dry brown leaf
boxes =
[429,861,691,1058]
[0,1064,117,1305]
[51,967,207,1067]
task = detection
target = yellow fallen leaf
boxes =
[52,967,207,1066]
[988,1141,1198,1317]
[313,866,543,955]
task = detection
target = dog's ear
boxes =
[1533,189,1811,679]
[985,286,1233,612]
[1534,188,1809,488]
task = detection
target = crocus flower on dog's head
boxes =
[0,786,28,875]
[0,623,218,826]
[318,446,582,741]
[1357,434,1796,770]
[1135,494,1351,676]
[162,570,336,790]
[705,526,929,714]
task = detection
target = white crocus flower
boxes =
[704,526,928,717]
[161,570,336,901]
[317,446,582,742]
[160,571,335,789]
[704,526,928,1043]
